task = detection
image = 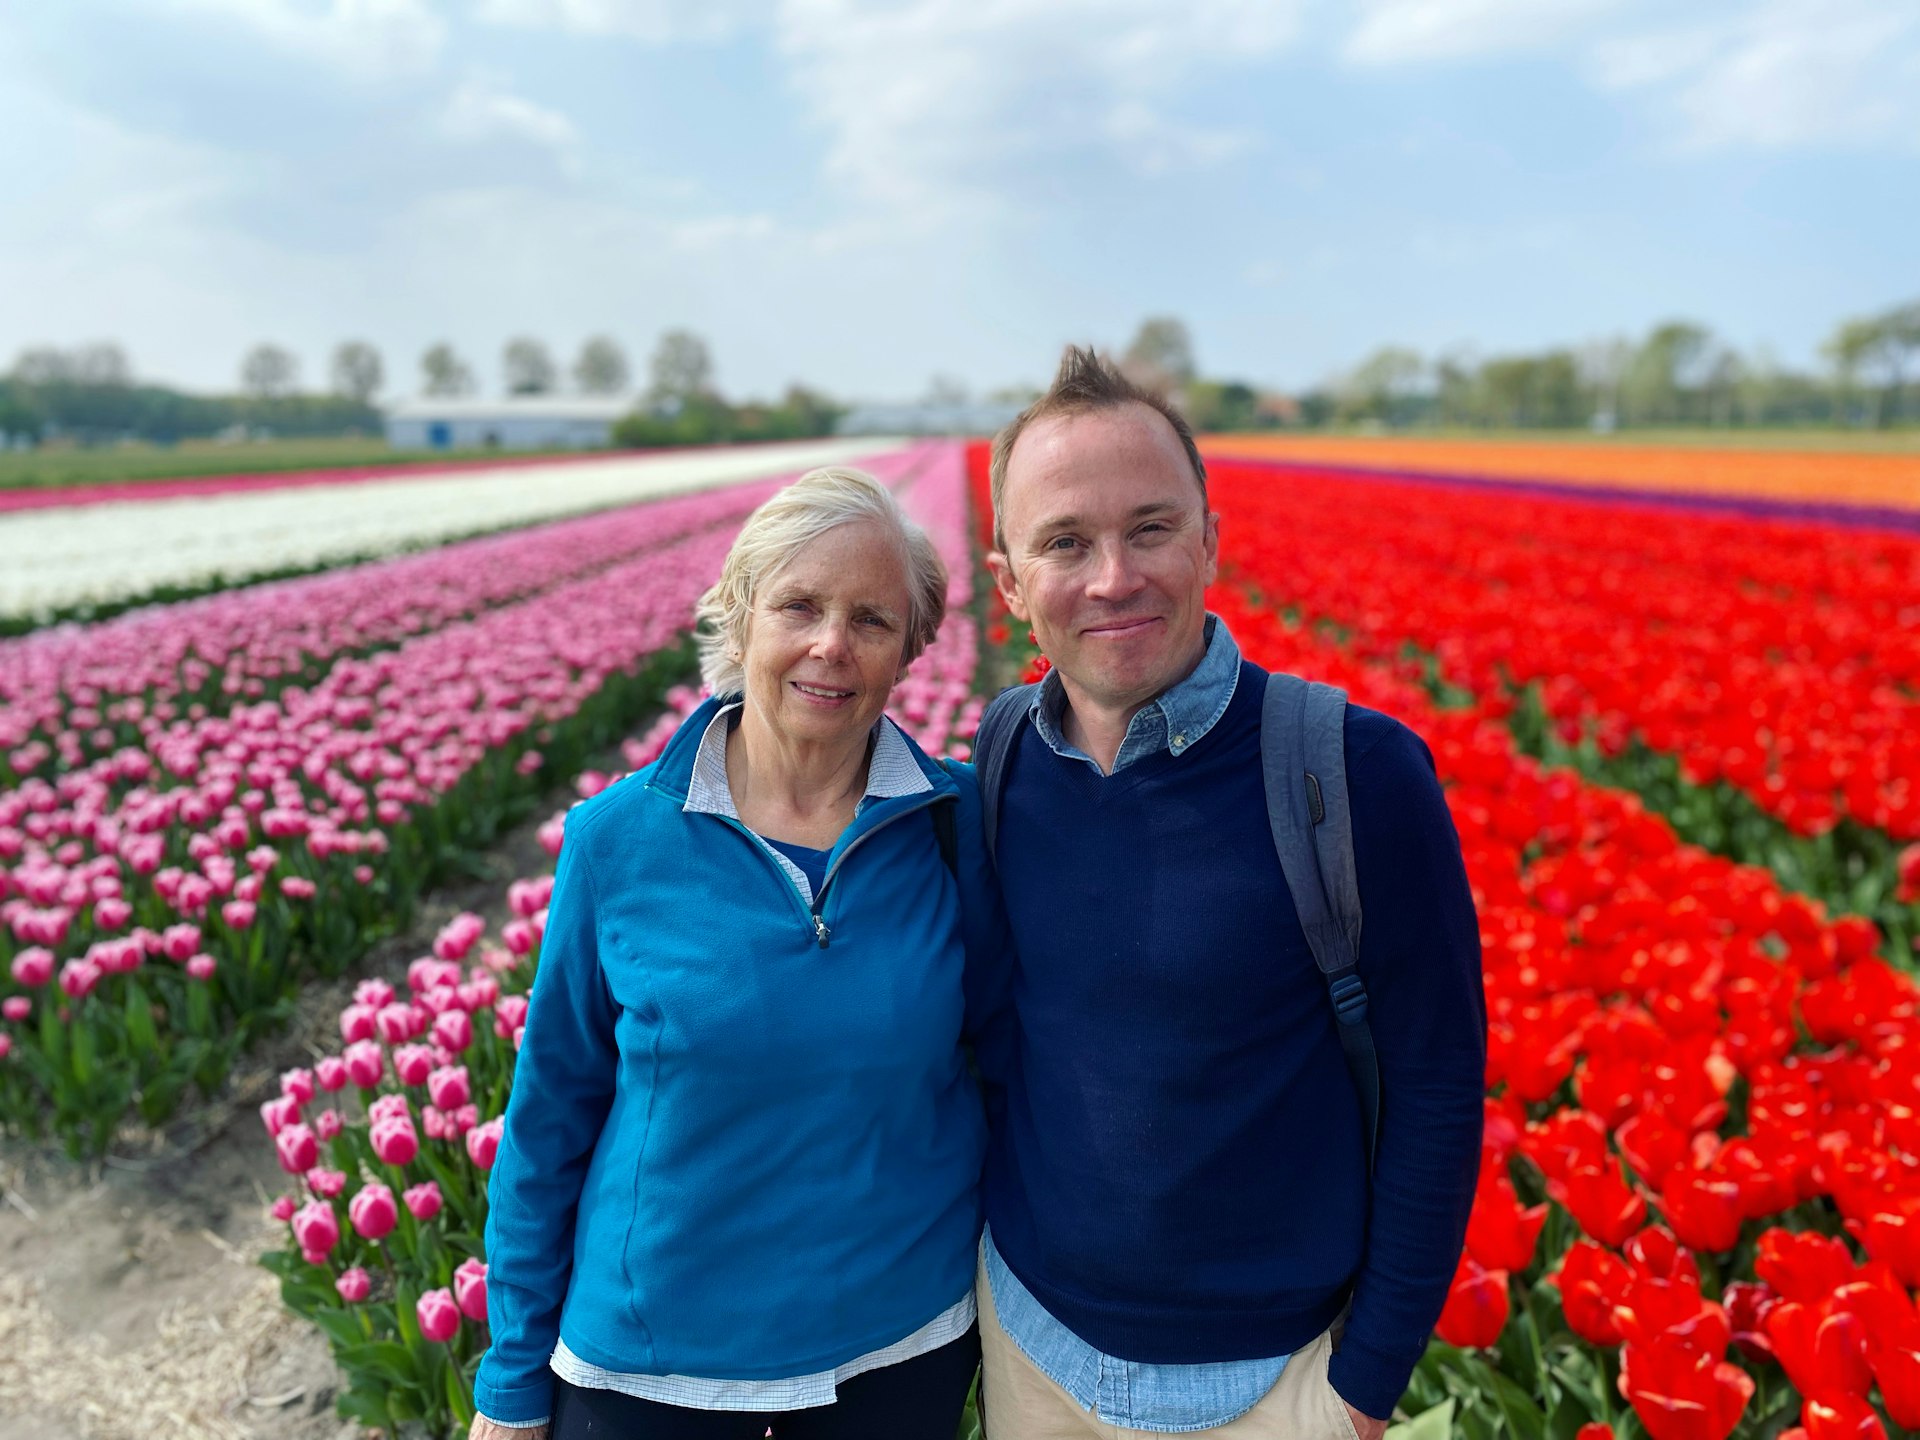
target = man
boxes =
[976,346,1485,1439]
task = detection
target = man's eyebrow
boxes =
[1030,500,1189,534]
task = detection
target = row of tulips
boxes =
[0,447,948,1152]
[0,444,930,782]
[256,445,988,1438]
[0,438,896,627]
[954,444,1920,1438]
[1194,455,1920,958]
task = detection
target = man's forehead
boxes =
[1011,401,1183,466]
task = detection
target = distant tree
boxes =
[70,343,132,387]
[420,343,476,398]
[1622,322,1711,426]
[330,341,385,404]
[1182,379,1258,433]
[1121,316,1197,391]
[11,348,75,386]
[0,380,43,442]
[647,329,716,409]
[778,383,841,437]
[503,337,558,396]
[1576,337,1633,429]
[573,335,631,395]
[1338,346,1425,426]
[1836,300,1920,426]
[240,343,299,400]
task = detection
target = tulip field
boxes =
[5,433,1920,1439]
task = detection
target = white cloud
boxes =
[439,71,581,164]
[772,0,1304,217]
[1591,0,1920,151]
[470,0,758,43]
[165,0,448,80]
[1343,0,1633,66]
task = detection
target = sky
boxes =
[1,0,1916,402]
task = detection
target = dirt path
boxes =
[0,758,607,1440]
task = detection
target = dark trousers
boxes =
[549,1327,980,1440]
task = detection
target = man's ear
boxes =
[1202,511,1221,587]
[986,550,1030,623]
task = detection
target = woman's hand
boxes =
[469,1415,548,1440]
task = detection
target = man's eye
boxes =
[1046,536,1079,551]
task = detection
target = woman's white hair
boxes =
[694,466,948,697]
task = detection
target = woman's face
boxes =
[739,519,914,752]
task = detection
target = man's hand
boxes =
[1342,1399,1390,1440]
[469,1416,547,1440]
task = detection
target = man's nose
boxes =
[1085,541,1145,601]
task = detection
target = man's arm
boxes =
[1327,712,1488,1422]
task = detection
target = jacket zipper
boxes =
[714,793,953,949]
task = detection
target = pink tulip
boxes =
[393,1044,435,1087]
[434,912,486,962]
[432,1009,473,1054]
[370,1117,419,1167]
[314,1108,343,1141]
[353,864,375,886]
[422,1105,450,1141]
[342,1040,384,1089]
[160,924,201,961]
[93,897,132,930]
[246,845,280,874]
[466,1116,504,1171]
[493,995,529,1038]
[417,1287,461,1342]
[403,1181,443,1220]
[335,1266,371,1303]
[9,948,54,987]
[0,1034,10,1060]
[307,1167,347,1199]
[3,996,30,1021]
[501,919,536,956]
[233,874,263,903]
[453,1258,489,1322]
[275,1123,318,1174]
[280,1067,315,1105]
[452,1104,479,1137]
[58,958,102,999]
[271,1194,297,1222]
[339,1003,377,1043]
[375,1003,415,1046]
[185,954,216,981]
[259,1094,302,1137]
[314,1055,348,1092]
[281,876,316,900]
[221,899,256,930]
[290,1199,339,1260]
[428,1065,470,1111]
[348,1182,398,1240]
[354,978,396,1009]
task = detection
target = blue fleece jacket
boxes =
[472,698,1007,1425]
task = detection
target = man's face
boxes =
[988,403,1219,717]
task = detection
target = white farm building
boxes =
[385,396,635,451]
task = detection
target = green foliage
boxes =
[613,387,844,448]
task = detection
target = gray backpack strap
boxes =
[1261,672,1378,1172]
[973,683,1040,866]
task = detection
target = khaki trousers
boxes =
[976,1254,1361,1440]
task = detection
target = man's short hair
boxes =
[693,466,947,696]
[988,345,1209,553]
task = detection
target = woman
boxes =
[470,467,1006,1440]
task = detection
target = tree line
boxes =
[0,331,842,447]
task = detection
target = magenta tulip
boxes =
[453,1258,489,1322]
[307,1168,347,1199]
[290,1199,339,1260]
[432,1009,473,1054]
[428,1065,470,1111]
[393,1043,435,1087]
[9,948,54,987]
[335,1267,371,1303]
[274,1123,318,1174]
[2,996,29,1021]
[58,958,102,999]
[314,1055,348,1092]
[280,1067,315,1105]
[185,954,216,981]
[259,1094,301,1137]
[370,1117,419,1167]
[271,1194,297,1222]
[342,1040,384,1089]
[348,1182,398,1240]
[466,1116,503,1171]
[417,1287,461,1343]
[403,1181,443,1221]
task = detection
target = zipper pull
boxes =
[812,914,831,948]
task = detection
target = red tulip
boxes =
[1556,1241,1631,1346]
[1661,1169,1744,1254]
[1757,1229,1858,1304]
[1552,1162,1649,1247]
[1799,1393,1887,1440]
[1435,1251,1510,1349]
[1618,1333,1754,1440]
[1767,1300,1872,1400]
[1466,1170,1548,1272]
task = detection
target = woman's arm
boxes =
[473,824,622,1429]
[948,763,1017,1128]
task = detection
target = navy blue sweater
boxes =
[984,664,1485,1420]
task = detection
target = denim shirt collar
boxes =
[1030,613,1241,774]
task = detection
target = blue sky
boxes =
[2,0,1916,401]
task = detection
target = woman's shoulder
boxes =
[555,762,679,864]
